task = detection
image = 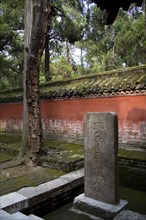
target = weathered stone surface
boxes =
[18,169,84,206]
[11,212,32,220]
[73,113,128,219]
[60,168,84,184]
[73,194,128,220]
[0,210,44,220]
[29,214,44,220]
[84,112,119,205]
[0,192,28,214]
[113,210,146,220]
[18,178,70,206]
[0,210,14,220]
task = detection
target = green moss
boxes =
[0,166,65,196]
[0,65,146,100]
[0,134,21,145]
[43,139,83,163]
[120,186,146,215]
[0,135,84,162]
[0,87,22,99]
[118,149,146,161]
[0,153,14,163]
[44,139,82,148]
[43,139,83,154]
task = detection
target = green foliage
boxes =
[40,0,86,81]
[58,3,84,44]
[0,0,24,90]
[50,56,77,80]
[84,4,146,73]
[113,9,146,67]
[50,0,85,45]
[0,0,145,88]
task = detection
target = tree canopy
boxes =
[0,0,24,89]
[0,0,145,90]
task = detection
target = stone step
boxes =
[11,212,44,220]
[0,210,44,220]
[29,214,44,220]
[0,210,14,220]
[11,212,32,219]
[0,192,28,213]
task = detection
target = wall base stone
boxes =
[73,193,128,220]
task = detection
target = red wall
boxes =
[0,95,146,149]
[0,103,23,119]
[41,96,146,122]
[1,96,145,121]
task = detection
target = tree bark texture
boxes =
[21,0,33,159]
[66,42,70,63]
[45,32,51,81]
[25,0,50,166]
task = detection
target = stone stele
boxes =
[84,112,119,204]
[73,112,128,219]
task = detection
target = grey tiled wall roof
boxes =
[0,65,146,103]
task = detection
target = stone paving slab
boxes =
[18,169,84,207]
[29,214,44,220]
[11,212,32,220]
[0,192,28,214]
[0,210,14,220]
[113,210,146,220]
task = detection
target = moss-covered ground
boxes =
[0,133,146,197]
[118,149,146,161]
[44,139,83,159]
[1,134,146,162]
[0,152,14,163]
[0,134,83,196]
[0,165,64,196]
[120,186,146,215]
[0,134,21,147]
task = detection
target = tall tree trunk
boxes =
[24,0,50,167]
[45,33,51,81]
[45,12,52,82]
[20,0,33,159]
[80,42,84,73]
[66,42,70,63]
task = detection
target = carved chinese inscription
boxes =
[93,121,104,192]
[84,112,119,205]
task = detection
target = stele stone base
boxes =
[73,193,128,220]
